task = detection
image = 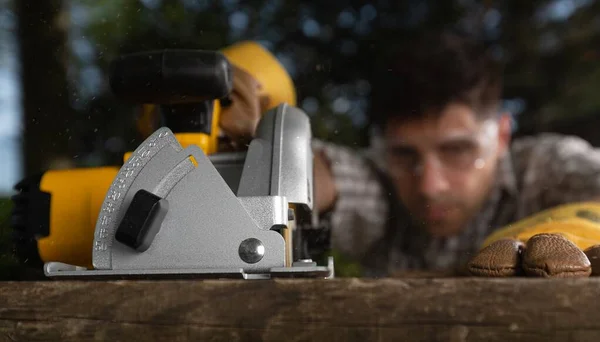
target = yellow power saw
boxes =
[11,43,334,280]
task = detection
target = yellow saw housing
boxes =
[480,202,600,251]
[29,41,297,269]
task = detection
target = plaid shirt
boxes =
[310,133,600,276]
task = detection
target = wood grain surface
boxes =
[1,277,600,341]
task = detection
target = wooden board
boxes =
[1,277,600,341]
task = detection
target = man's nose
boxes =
[417,156,450,196]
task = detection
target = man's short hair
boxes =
[369,30,503,128]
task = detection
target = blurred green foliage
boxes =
[8,0,600,168]
[59,0,600,166]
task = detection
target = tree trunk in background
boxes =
[16,0,74,176]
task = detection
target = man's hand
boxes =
[468,234,600,277]
[219,65,270,147]
[219,65,338,214]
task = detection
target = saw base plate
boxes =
[44,257,334,280]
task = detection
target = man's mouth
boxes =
[424,204,455,221]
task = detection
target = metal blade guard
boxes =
[44,104,334,279]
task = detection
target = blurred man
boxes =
[221,31,600,276]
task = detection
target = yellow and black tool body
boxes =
[42,100,330,279]
[11,42,297,271]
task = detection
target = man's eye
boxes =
[388,147,419,164]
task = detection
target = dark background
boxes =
[2,0,600,278]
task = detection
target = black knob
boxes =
[115,189,169,252]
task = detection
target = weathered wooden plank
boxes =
[1,278,600,341]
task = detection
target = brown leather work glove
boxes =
[466,203,600,277]
[467,234,600,277]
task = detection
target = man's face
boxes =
[383,103,511,237]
